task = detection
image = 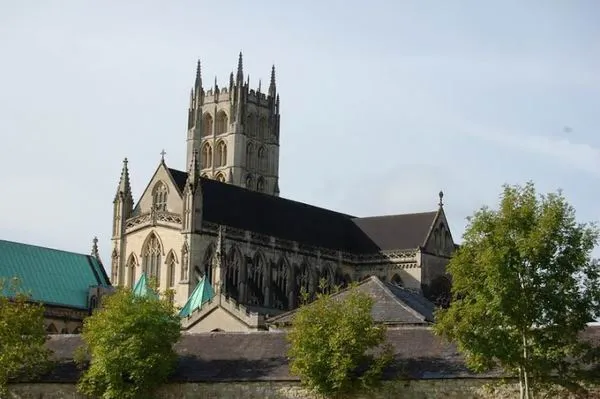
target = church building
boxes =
[111,54,456,332]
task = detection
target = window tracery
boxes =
[201,143,212,169]
[202,113,213,137]
[152,181,168,211]
[216,111,228,134]
[127,254,137,288]
[217,141,227,166]
[142,233,162,286]
[166,251,176,288]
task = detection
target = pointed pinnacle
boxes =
[236,52,243,82]
[269,65,276,96]
[195,59,202,88]
[115,157,132,200]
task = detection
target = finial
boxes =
[258,79,262,92]
[438,190,444,207]
[91,236,99,258]
[160,149,166,162]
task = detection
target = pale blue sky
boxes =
[1,1,599,264]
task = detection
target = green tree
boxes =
[287,285,392,398]
[0,278,52,396]
[76,287,181,399]
[434,182,600,399]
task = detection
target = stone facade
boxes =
[8,380,599,399]
[110,54,456,331]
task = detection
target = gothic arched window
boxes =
[127,254,137,288]
[246,142,254,169]
[181,244,189,281]
[166,251,176,288]
[225,247,242,299]
[245,174,253,189]
[142,233,162,286]
[258,117,267,139]
[247,254,265,306]
[246,113,256,137]
[217,141,227,166]
[257,146,266,171]
[272,258,289,310]
[152,181,168,211]
[111,249,119,284]
[215,173,226,182]
[201,143,212,169]
[216,111,228,134]
[257,177,265,192]
[202,113,213,137]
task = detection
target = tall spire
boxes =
[236,52,243,85]
[195,59,202,90]
[114,158,132,201]
[268,65,276,97]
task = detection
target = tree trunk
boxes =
[518,365,525,399]
[522,332,531,399]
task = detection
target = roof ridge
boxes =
[0,239,91,258]
[355,211,438,220]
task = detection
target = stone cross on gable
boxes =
[160,149,167,161]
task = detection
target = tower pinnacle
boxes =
[195,59,202,90]
[114,158,132,201]
[268,65,276,97]
[236,52,243,84]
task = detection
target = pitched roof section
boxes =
[132,273,158,299]
[179,277,215,318]
[268,276,435,326]
[41,326,600,382]
[352,212,438,251]
[0,239,110,310]
[168,169,438,253]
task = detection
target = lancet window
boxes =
[152,181,168,211]
[202,113,213,137]
[142,233,162,286]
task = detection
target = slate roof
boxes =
[0,239,110,310]
[179,276,215,318]
[37,326,600,382]
[167,168,439,253]
[267,276,436,326]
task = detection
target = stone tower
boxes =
[186,53,281,196]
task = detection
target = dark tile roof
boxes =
[267,276,435,326]
[167,169,438,253]
[0,239,110,310]
[36,326,600,382]
[352,212,437,251]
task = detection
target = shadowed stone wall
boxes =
[8,380,599,399]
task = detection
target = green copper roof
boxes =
[0,239,110,310]
[132,273,159,299]
[179,277,215,318]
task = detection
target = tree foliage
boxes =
[0,278,52,395]
[287,285,392,398]
[76,287,181,399]
[434,182,600,398]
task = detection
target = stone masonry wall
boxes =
[8,380,599,399]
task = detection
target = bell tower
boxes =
[186,53,281,196]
